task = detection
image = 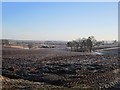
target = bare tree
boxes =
[28,44,33,49]
[67,42,73,51]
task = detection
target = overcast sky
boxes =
[2,2,118,41]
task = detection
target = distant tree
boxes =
[101,41,105,45]
[74,41,79,51]
[72,40,78,51]
[2,40,9,46]
[86,37,93,52]
[95,41,101,47]
[113,40,117,44]
[67,41,73,51]
[28,44,33,49]
[81,38,87,52]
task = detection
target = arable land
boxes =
[1,47,120,89]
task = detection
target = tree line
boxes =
[67,36,118,52]
[67,36,97,52]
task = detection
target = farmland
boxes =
[2,47,120,89]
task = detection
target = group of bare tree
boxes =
[67,36,96,52]
[2,39,10,46]
[67,36,119,52]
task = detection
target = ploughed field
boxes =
[2,48,120,89]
